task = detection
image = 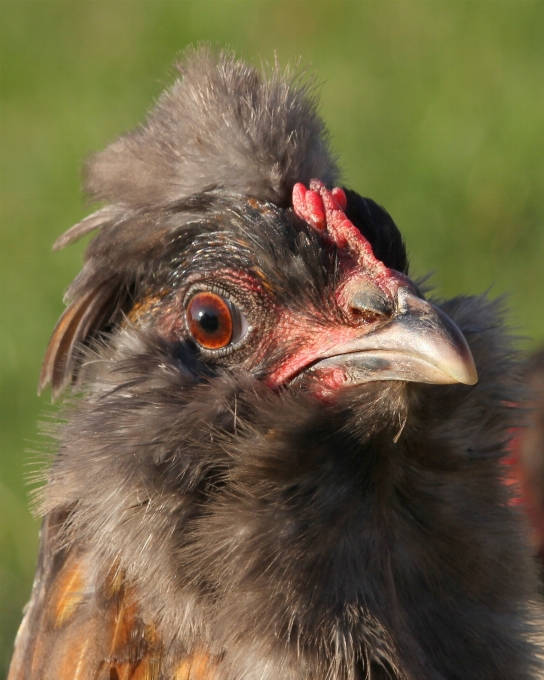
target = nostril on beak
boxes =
[349,288,391,324]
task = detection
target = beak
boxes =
[305,288,478,386]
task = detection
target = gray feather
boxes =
[84,46,339,210]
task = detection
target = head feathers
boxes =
[41,47,340,398]
[84,46,339,213]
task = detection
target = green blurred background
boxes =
[1,0,543,672]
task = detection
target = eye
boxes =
[186,291,248,350]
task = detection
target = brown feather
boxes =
[52,205,121,251]
[49,551,87,628]
[9,535,172,680]
[56,626,94,680]
[39,280,121,398]
[105,587,146,663]
[172,654,217,680]
[6,622,28,680]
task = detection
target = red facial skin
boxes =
[160,267,384,393]
[263,281,389,390]
[292,180,408,299]
[160,181,409,395]
[263,180,409,391]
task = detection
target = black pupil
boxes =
[198,309,220,334]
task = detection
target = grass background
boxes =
[1,0,543,672]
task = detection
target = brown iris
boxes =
[186,292,234,349]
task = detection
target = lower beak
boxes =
[305,288,478,386]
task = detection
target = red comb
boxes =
[292,179,394,293]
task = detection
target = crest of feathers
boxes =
[41,47,341,398]
[56,46,339,250]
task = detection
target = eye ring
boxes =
[186,291,248,351]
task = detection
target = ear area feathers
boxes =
[39,280,126,400]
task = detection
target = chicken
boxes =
[8,47,543,680]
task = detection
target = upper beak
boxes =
[305,287,478,386]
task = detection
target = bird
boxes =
[8,47,544,680]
